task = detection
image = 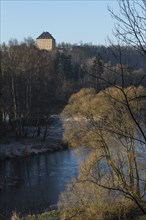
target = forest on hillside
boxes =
[0,40,146,139]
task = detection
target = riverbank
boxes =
[0,138,68,160]
[0,115,68,160]
[10,205,146,220]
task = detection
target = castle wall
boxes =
[36,39,55,51]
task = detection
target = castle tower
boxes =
[36,32,56,51]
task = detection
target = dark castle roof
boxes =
[36,32,55,40]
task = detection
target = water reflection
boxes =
[0,149,82,219]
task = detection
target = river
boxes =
[0,148,85,219]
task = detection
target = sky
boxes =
[1,0,120,46]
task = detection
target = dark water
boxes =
[0,149,84,219]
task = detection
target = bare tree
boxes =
[61,84,146,213]
[108,0,146,57]
[1,41,55,138]
[59,0,146,216]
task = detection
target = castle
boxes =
[36,32,56,51]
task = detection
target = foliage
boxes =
[66,203,144,220]
[138,216,146,220]
[11,210,60,220]
[61,85,146,214]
